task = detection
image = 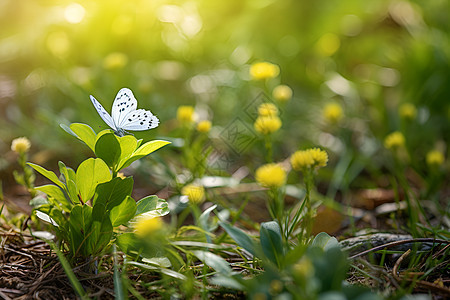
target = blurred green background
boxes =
[1,0,449,190]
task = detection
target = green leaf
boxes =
[60,124,77,138]
[35,185,72,211]
[134,195,169,218]
[119,140,171,170]
[27,163,65,190]
[209,274,244,290]
[110,196,137,227]
[311,232,340,251]
[199,204,217,243]
[93,177,134,218]
[69,205,93,256]
[116,135,138,168]
[94,132,121,169]
[192,250,232,275]
[112,244,126,300]
[58,161,79,204]
[218,221,257,257]
[126,261,187,280]
[260,221,284,267]
[69,123,97,151]
[76,158,112,203]
[116,232,139,254]
[87,218,113,256]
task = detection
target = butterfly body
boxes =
[90,88,159,136]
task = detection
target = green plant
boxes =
[211,222,381,299]
[28,123,170,258]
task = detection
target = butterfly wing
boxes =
[120,108,160,131]
[111,88,139,128]
[90,95,116,131]
[112,88,160,131]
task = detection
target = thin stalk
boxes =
[264,134,273,163]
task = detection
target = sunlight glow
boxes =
[64,3,85,24]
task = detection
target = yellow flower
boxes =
[291,150,314,170]
[272,85,293,102]
[291,148,328,171]
[196,120,212,133]
[181,184,205,204]
[254,116,282,135]
[134,216,163,237]
[177,105,195,124]
[102,52,128,70]
[399,103,417,120]
[250,62,280,80]
[309,148,329,167]
[255,163,286,188]
[322,103,343,124]
[258,103,278,117]
[384,131,405,149]
[426,150,444,167]
[11,137,31,154]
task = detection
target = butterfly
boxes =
[90,88,159,137]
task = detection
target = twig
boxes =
[392,249,410,282]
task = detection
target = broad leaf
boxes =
[260,221,284,267]
[116,135,138,169]
[192,250,232,275]
[87,218,113,255]
[27,163,65,190]
[134,195,169,218]
[69,205,93,256]
[35,185,71,211]
[119,140,171,170]
[94,133,121,169]
[218,221,257,257]
[110,196,137,227]
[92,177,134,217]
[115,232,138,254]
[311,232,340,251]
[69,123,97,151]
[75,158,112,203]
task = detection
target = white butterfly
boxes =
[90,88,159,137]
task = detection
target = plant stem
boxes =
[264,134,273,163]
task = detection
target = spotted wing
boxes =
[120,109,160,131]
[111,88,139,128]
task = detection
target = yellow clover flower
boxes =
[11,137,31,154]
[291,148,328,171]
[255,163,286,188]
[384,131,405,150]
[258,103,278,117]
[426,150,444,167]
[399,103,417,120]
[322,103,343,124]
[272,85,293,102]
[250,62,280,80]
[181,184,205,204]
[309,148,329,167]
[196,120,212,133]
[134,216,163,238]
[254,115,282,135]
[177,105,195,124]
